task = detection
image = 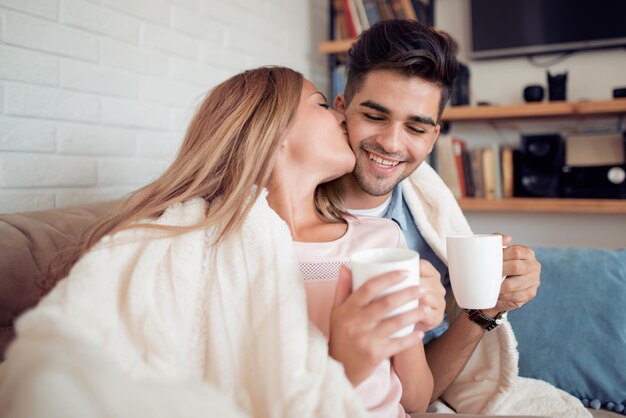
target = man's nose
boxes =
[377,123,403,154]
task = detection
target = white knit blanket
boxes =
[402,163,590,417]
[0,193,368,418]
[0,166,590,417]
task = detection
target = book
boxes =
[462,147,475,197]
[481,147,496,200]
[435,134,462,198]
[354,0,370,30]
[376,0,395,20]
[492,142,502,199]
[363,0,382,26]
[342,0,359,37]
[331,64,347,101]
[332,0,350,40]
[452,138,467,197]
[501,146,514,198]
[399,0,417,19]
[470,148,485,198]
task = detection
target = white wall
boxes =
[0,0,328,213]
[436,0,626,249]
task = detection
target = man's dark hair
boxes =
[345,19,459,121]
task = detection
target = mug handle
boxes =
[501,245,508,282]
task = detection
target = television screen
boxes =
[470,0,626,59]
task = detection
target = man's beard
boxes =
[352,157,407,197]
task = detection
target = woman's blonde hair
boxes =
[48,66,347,287]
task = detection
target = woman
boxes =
[0,67,432,417]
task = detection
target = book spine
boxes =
[492,142,502,199]
[435,134,462,199]
[482,147,496,200]
[354,0,370,30]
[462,147,475,197]
[342,0,358,37]
[501,146,514,198]
[452,138,467,197]
[470,148,485,198]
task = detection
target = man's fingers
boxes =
[492,232,512,246]
[503,245,536,261]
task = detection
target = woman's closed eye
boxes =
[318,102,329,109]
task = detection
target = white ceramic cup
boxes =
[350,248,420,338]
[446,234,504,309]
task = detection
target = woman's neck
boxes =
[266,179,346,243]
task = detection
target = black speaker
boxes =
[562,165,626,199]
[514,134,564,197]
[451,63,470,106]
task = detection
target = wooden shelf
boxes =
[458,198,626,214]
[442,99,626,121]
[319,39,355,54]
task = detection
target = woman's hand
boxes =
[329,266,425,386]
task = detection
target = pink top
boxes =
[294,216,409,418]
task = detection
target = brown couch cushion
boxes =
[0,201,118,360]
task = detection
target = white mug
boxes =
[350,248,420,338]
[446,234,504,309]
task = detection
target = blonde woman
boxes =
[0,67,438,418]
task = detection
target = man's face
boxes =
[335,70,442,197]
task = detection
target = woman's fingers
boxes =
[358,285,421,323]
[348,270,409,307]
[374,307,424,339]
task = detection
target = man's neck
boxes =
[340,174,393,210]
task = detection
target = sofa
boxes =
[1,202,624,417]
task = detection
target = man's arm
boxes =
[424,312,485,401]
[425,239,541,402]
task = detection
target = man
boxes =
[331,19,573,415]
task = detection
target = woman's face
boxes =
[281,80,356,183]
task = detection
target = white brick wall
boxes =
[0,0,328,213]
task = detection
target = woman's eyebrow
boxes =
[311,91,328,102]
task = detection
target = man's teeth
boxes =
[368,152,400,167]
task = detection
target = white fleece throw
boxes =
[0,193,368,418]
[402,163,591,418]
[0,165,590,418]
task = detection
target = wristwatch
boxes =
[463,309,508,331]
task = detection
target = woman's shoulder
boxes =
[347,215,405,248]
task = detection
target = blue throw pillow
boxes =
[508,247,626,413]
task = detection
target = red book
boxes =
[342,0,358,37]
[452,138,467,197]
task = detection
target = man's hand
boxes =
[414,259,446,333]
[484,235,542,317]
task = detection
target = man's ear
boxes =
[333,93,346,113]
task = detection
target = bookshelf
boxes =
[445,99,626,214]
[442,99,626,122]
[458,198,626,214]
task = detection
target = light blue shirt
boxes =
[383,184,450,345]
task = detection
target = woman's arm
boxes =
[393,340,433,413]
[392,259,444,412]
